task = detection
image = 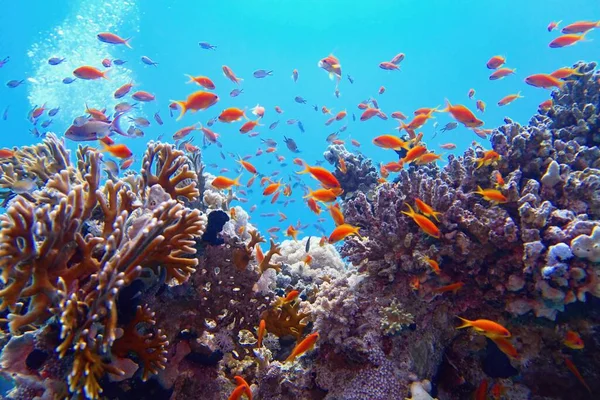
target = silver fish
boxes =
[440,122,458,132]
[154,112,163,125]
[253,69,273,78]
[198,42,217,50]
[269,121,279,130]
[113,59,127,65]
[65,113,126,141]
[230,89,243,97]
[141,56,158,66]
[48,57,65,65]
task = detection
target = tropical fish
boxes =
[186,75,216,89]
[423,256,441,275]
[402,203,440,238]
[48,57,65,65]
[549,32,588,48]
[132,91,155,102]
[6,80,25,88]
[498,92,523,106]
[257,320,266,348]
[284,137,300,153]
[547,20,562,32]
[475,150,501,169]
[141,56,158,66]
[97,32,132,47]
[486,55,505,69]
[564,330,584,350]
[230,89,244,97]
[473,186,508,203]
[114,81,134,98]
[223,65,243,84]
[198,42,217,50]
[285,332,319,362]
[440,122,458,132]
[171,91,219,121]
[563,356,592,393]
[304,188,339,203]
[212,175,241,190]
[491,337,519,359]
[415,199,442,221]
[328,224,361,243]
[433,282,464,294]
[292,69,299,82]
[100,142,133,159]
[318,54,342,81]
[440,99,483,128]
[296,161,340,189]
[525,73,565,89]
[456,317,510,338]
[65,113,126,141]
[550,67,583,79]
[379,61,399,71]
[489,67,516,80]
[561,20,600,34]
[253,69,273,78]
[219,107,246,123]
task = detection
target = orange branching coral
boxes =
[259,239,283,274]
[68,342,124,400]
[233,230,266,270]
[260,295,310,341]
[141,142,200,203]
[113,304,169,381]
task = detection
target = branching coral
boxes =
[380,300,415,336]
[260,295,310,341]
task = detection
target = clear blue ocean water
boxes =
[0,0,599,239]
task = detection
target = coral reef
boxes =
[323,144,378,199]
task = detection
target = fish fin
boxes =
[124,37,133,49]
[171,100,187,121]
[185,74,195,84]
[440,99,451,113]
[102,70,110,80]
[455,316,473,329]
[111,113,127,137]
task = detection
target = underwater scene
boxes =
[1,0,600,399]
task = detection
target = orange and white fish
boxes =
[318,54,342,81]
[440,99,483,128]
[285,332,320,363]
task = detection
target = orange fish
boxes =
[173,124,199,140]
[415,199,442,221]
[440,143,456,150]
[547,20,562,32]
[335,110,347,121]
[304,188,339,203]
[0,149,15,158]
[233,376,252,400]
[423,256,441,275]
[473,186,508,203]
[275,106,283,114]
[263,181,282,196]
[286,225,301,241]
[85,104,107,121]
[550,67,583,79]
[525,73,565,89]
[238,158,257,174]
[212,175,241,190]
[391,111,408,120]
[73,66,108,80]
[561,20,600,34]
[475,150,501,169]
[296,161,340,189]
[563,356,592,393]
[101,142,132,159]
[351,139,361,147]
[372,134,409,150]
[270,190,280,204]
[564,330,584,350]
[402,203,440,238]
[307,197,322,215]
[414,106,439,115]
[114,81,134,98]
[491,337,519,358]
[171,91,219,121]
[486,55,505,69]
[474,379,488,400]
[219,107,246,123]
[539,98,553,111]
[246,175,257,188]
[379,163,390,178]
[476,100,486,113]
[402,145,428,163]
[360,107,386,121]
[328,223,361,243]
[32,103,47,119]
[414,152,442,165]
[318,54,342,81]
[255,244,265,264]
[303,254,313,266]
[283,184,292,196]
[328,203,345,226]
[184,143,200,153]
[399,113,434,133]
[383,161,403,172]
[433,282,464,294]
[97,32,132,48]
[498,92,523,106]
[240,119,261,133]
[489,382,506,400]
[285,332,320,363]
[338,157,347,173]
[222,65,243,84]
[456,317,511,338]
[549,32,588,48]
[494,171,505,187]
[120,157,134,170]
[227,385,247,400]
[440,99,483,128]
[284,290,300,303]
[489,67,516,80]
[186,74,215,89]
[200,124,219,143]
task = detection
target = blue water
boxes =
[1,0,599,239]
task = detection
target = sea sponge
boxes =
[570,225,600,262]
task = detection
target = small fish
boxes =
[0,148,14,158]
[103,159,119,176]
[6,80,24,88]
[473,186,507,203]
[48,107,60,117]
[198,42,217,50]
[141,56,158,66]
[489,67,516,80]
[486,55,505,69]
[113,59,127,65]
[284,136,300,153]
[222,65,243,84]
[498,92,523,106]
[547,20,562,32]
[525,73,565,89]
[97,32,132,48]
[73,66,108,80]
[129,116,150,127]
[305,237,311,253]
[456,317,511,338]
[298,121,305,133]
[132,91,155,102]
[468,88,475,99]
[62,77,77,84]
[48,57,65,65]
[230,88,244,97]
[114,102,137,113]
[285,332,320,363]
[12,179,36,194]
[269,121,279,130]
[253,69,273,78]
[440,122,458,132]
[172,91,220,121]
[440,143,456,150]
[0,56,10,68]
[476,100,486,113]
[40,120,53,128]
[2,106,9,120]
[402,203,440,238]
[101,142,133,159]
[564,330,584,350]
[212,175,241,190]
[347,74,354,84]
[102,58,112,68]
[295,96,307,104]
[154,112,163,125]
[563,356,592,394]
[328,224,361,243]
[561,20,600,34]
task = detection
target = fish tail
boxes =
[172,100,187,121]
[401,202,415,217]
[124,37,133,49]
[111,112,127,137]
[295,161,309,174]
[185,74,195,84]
[455,316,473,329]
[233,175,242,187]
[440,99,451,113]
[102,70,110,80]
